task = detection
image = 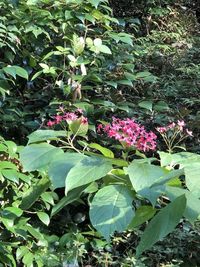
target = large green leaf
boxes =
[20,143,63,172]
[159,151,200,167]
[48,153,86,189]
[136,195,186,256]
[65,156,112,194]
[28,130,66,144]
[90,185,134,240]
[127,162,166,192]
[165,186,200,224]
[184,161,200,192]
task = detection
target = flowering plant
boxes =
[156,120,193,153]
[46,107,88,152]
[98,117,157,152]
[47,108,88,128]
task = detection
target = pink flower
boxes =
[186,129,193,136]
[63,112,78,121]
[76,108,83,114]
[177,120,185,131]
[81,117,88,125]
[97,124,103,133]
[97,117,157,152]
[156,127,167,133]
[168,122,176,129]
[47,120,55,127]
[54,115,63,124]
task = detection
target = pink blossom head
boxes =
[47,120,55,127]
[97,117,157,152]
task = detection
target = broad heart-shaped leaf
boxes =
[184,161,200,192]
[65,157,112,194]
[165,186,200,224]
[159,151,200,167]
[48,153,86,189]
[127,162,166,192]
[20,143,63,172]
[28,130,66,144]
[90,185,134,240]
[136,194,186,256]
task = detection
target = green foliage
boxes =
[0,0,200,266]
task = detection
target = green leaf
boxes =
[20,143,63,172]
[37,212,50,226]
[117,80,133,86]
[127,162,166,192]
[94,38,102,46]
[154,101,169,112]
[136,195,186,256]
[16,246,29,260]
[4,141,17,157]
[48,153,86,189]
[128,206,156,229]
[41,192,55,205]
[159,152,200,167]
[0,161,18,170]
[3,66,28,80]
[105,81,118,88]
[68,117,88,137]
[2,170,19,183]
[90,185,134,240]
[184,161,200,192]
[27,130,66,144]
[22,252,34,266]
[138,100,153,111]
[4,207,23,217]
[89,143,114,158]
[98,45,112,54]
[51,185,87,217]
[65,157,112,194]
[26,225,47,244]
[13,66,28,80]
[165,186,200,224]
[20,176,50,210]
[3,66,16,79]
[88,0,102,8]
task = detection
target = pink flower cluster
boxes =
[98,117,157,152]
[156,120,193,136]
[47,109,88,127]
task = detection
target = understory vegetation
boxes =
[0,0,200,266]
